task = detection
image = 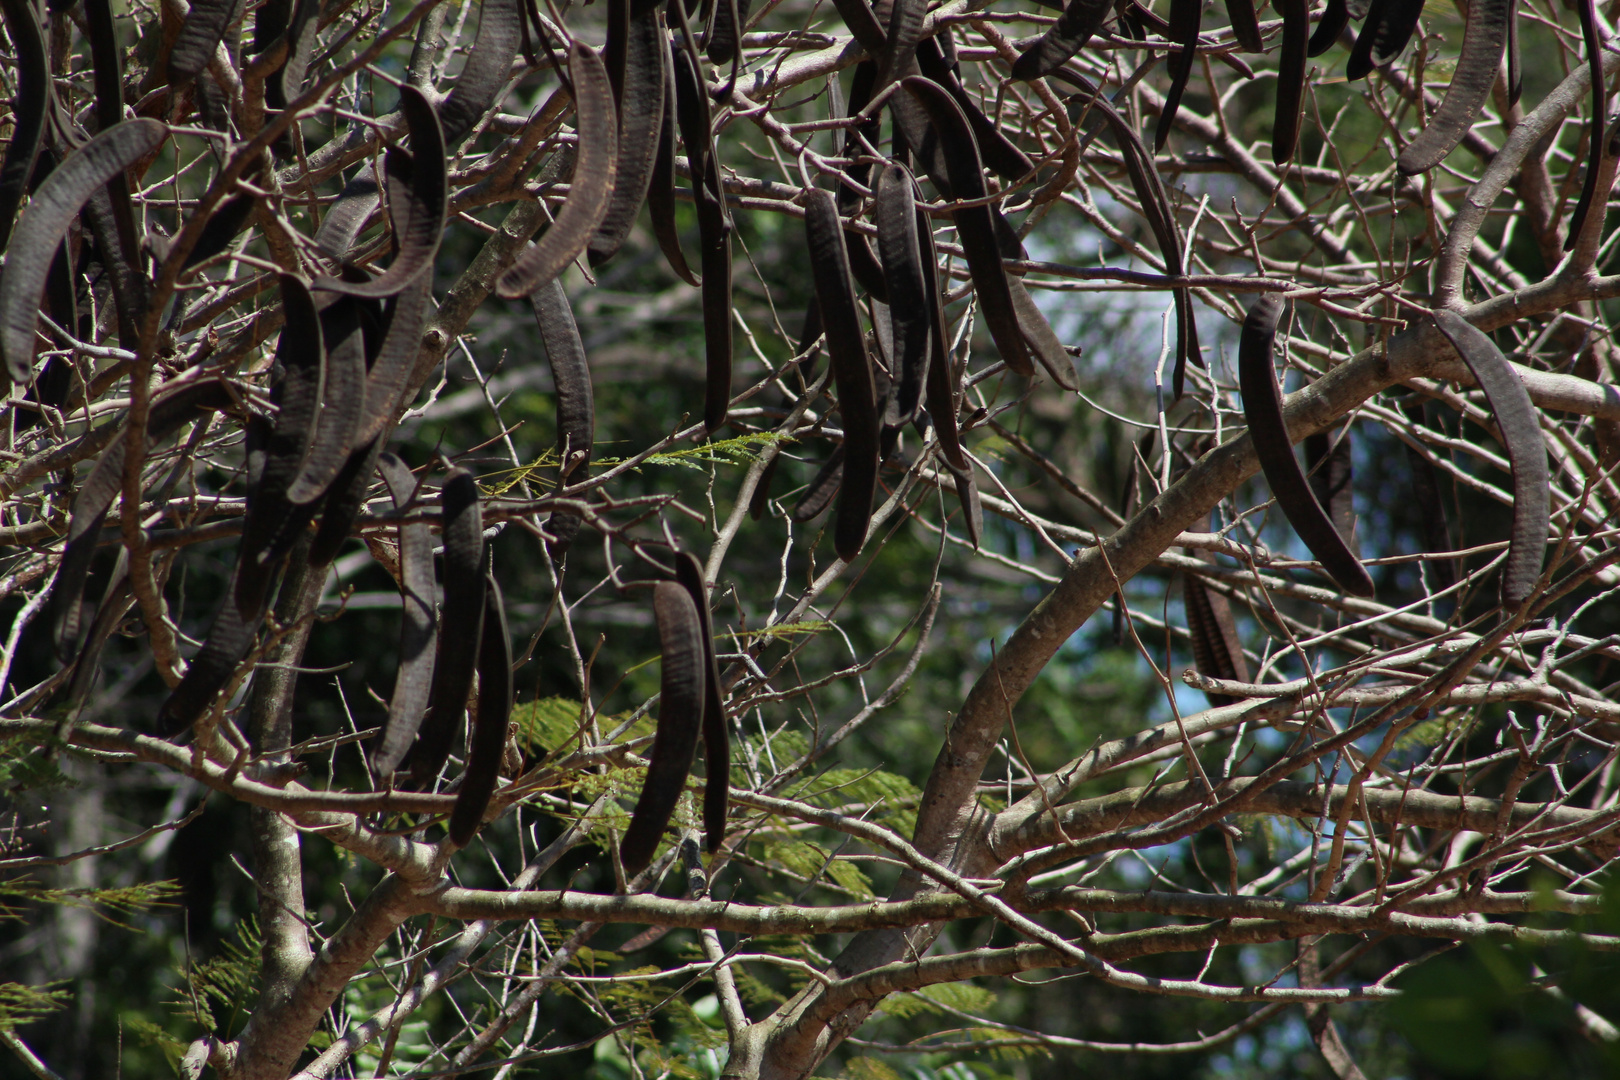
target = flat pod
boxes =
[307,436,385,567]
[167,0,238,85]
[0,0,48,252]
[1183,567,1249,706]
[1395,0,1508,175]
[1011,0,1112,80]
[496,42,619,298]
[1430,310,1549,606]
[804,189,880,561]
[900,77,1033,378]
[182,193,259,270]
[437,0,524,145]
[314,170,380,258]
[1271,0,1310,165]
[284,296,366,505]
[529,279,594,561]
[673,552,728,853]
[156,580,259,736]
[874,163,929,422]
[705,0,751,65]
[0,118,166,386]
[1154,0,1202,150]
[371,453,438,778]
[315,88,447,297]
[589,7,668,267]
[619,581,706,877]
[1563,0,1605,247]
[1308,0,1350,56]
[792,444,845,522]
[648,41,699,286]
[407,468,488,787]
[353,275,433,448]
[914,39,1032,185]
[1237,293,1375,597]
[1225,0,1263,52]
[875,0,925,88]
[1304,426,1355,548]
[915,203,967,473]
[449,573,514,847]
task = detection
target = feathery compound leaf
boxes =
[1396,0,1507,174]
[589,7,668,267]
[804,189,881,562]
[450,573,513,847]
[674,552,729,853]
[0,119,166,386]
[874,163,930,425]
[371,454,438,778]
[1012,0,1112,80]
[408,468,488,787]
[620,581,706,878]
[1430,310,1549,607]
[0,0,47,252]
[529,278,594,562]
[1238,293,1375,597]
[496,42,619,298]
[315,87,447,297]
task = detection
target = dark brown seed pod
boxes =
[590,7,668,267]
[0,0,48,252]
[915,203,967,473]
[353,276,432,449]
[620,581,707,877]
[166,0,236,85]
[156,584,259,736]
[673,552,728,854]
[948,461,983,549]
[1011,0,1111,80]
[874,163,929,424]
[1506,0,1521,108]
[749,454,780,520]
[648,43,699,286]
[1395,0,1507,175]
[914,39,1032,184]
[1347,0,1425,80]
[900,77,1033,378]
[285,297,366,505]
[1308,0,1350,56]
[1430,309,1549,607]
[705,0,751,65]
[449,572,514,847]
[1401,400,1458,591]
[1343,0,1389,80]
[83,0,124,131]
[1225,0,1264,53]
[313,170,381,258]
[876,0,924,88]
[793,446,845,521]
[1304,425,1356,548]
[407,468,488,787]
[307,437,384,568]
[496,42,620,298]
[0,119,166,387]
[804,189,881,561]
[371,454,438,778]
[1183,566,1249,706]
[830,0,887,52]
[437,0,523,146]
[1564,0,1604,248]
[181,193,258,270]
[1154,0,1202,150]
[529,278,595,562]
[264,0,320,154]
[1271,0,1309,165]
[1238,293,1375,597]
[316,88,447,298]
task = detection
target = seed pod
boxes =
[1238,293,1375,597]
[83,0,123,131]
[264,0,321,155]
[1347,0,1425,80]
[449,573,513,847]
[793,445,846,522]
[407,469,488,787]
[805,189,881,561]
[182,194,258,270]
[706,0,751,65]
[914,38,1032,184]
[620,581,706,877]
[1401,400,1458,591]
[353,276,433,449]
[437,0,523,146]
[916,202,967,473]
[830,0,887,52]
[371,454,438,778]
[1396,0,1508,174]
[0,119,166,387]
[648,43,699,286]
[1304,425,1355,549]
[167,0,237,86]
[1272,0,1310,165]
[991,210,1074,389]
[1308,0,1350,56]
[1430,310,1549,607]
[876,0,925,88]
[590,6,669,267]
[496,43,620,297]
[1183,559,1249,707]
[307,437,384,568]
[674,553,728,854]
[1154,0,1202,150]
[285,297,366,505]
[1012,0,1110,79]
[749,455,780,520]
[155,583,259,736]
[529,278,594,562]
[0,0,47,252]
[316,88,447,297]
[948,461,983,549]
[314,170,381,258]
[1564,0,1604,247]
[874,165,930,424]
[1225,0,1263,52]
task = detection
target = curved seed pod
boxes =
[371,454,438,778]
[0,0,48,252]
[1430,310,1549,607]
[496,43,619,298]
[900,77,1033,377]
[706,0,751,65]
[834,62,889,305]
[167,0,238,85]
[948,461,983,548]
[449,573,513,847]
[265,0,320,149]
[805,189,880,561]
[314,170,381,258]
[620,581,706,877]
[155,584,259,736]
[749,454,780,520]
[673,552,728,854]
[1506,0,1521,107]
[1564,0,1604,247]
[1012,0,1111,79]
[1344,0,1390,80]
[874,163,929,424]
[65,560,133,709]
[83,0,124,131]
[438,0,523,146]
[0,119,166,386]
[876,0,925,88]
[590,7,669,267]
[990,209,1074,389]
[1304,425,1355,548]
[285,297,366,505]
[1183,567,1249,706]
[530,278,595,562]
[182,193,258,270]
[354,276,432,448]
[407,468,488,788]
[793,445,845,521]
[914,39,1032,184]
[916,203,966,472]
[649,43,699,286]
[1366,0,1426,68]
[1271,0,1309,165]
[235,275,324,617]
[317,88,447,297]
[307,437,384,567]
[1225,0,1263,53]
[831,0,887,52]
[1239,293,1375,597]
[1154,0,1202,150]
[1308,0,1350,56]
[797,293,824,370]
[1395,0,1507,175]
[1401,400,1457,591]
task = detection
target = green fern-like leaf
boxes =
[0,981,69,1030]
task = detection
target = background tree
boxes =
[4,0,1620,1077]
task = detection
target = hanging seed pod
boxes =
[1395,0,1508,175]
[371,454,439,778]
[673,553,729,853]
[449,573,514,847]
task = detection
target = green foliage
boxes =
[842,1056,905,1080]
[0,981,69,1030]
[0,878,181,927]
[0,737,70,792]
[882,982,997,1021]
[167,917,262,1036]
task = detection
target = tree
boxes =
[4,0,1620,1075]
